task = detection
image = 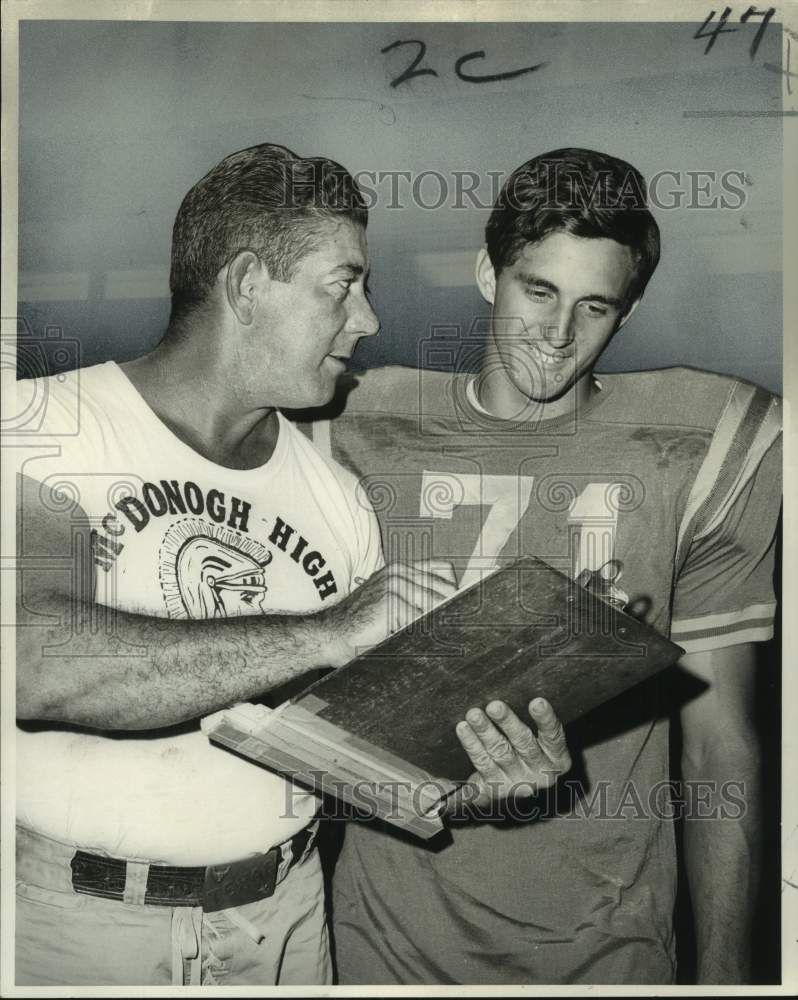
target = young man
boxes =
[309,148,782,984]
[14,144,571,987]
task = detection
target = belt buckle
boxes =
[202,851,278,913]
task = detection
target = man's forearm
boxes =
[682,747,762,984]
[17,592,341,730]
[16,559,457,731]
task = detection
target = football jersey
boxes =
[304,364,781,985]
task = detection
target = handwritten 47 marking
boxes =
[695,6,777,59]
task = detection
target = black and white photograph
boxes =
[1,0,794,994]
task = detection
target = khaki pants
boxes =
[15,824,332,986]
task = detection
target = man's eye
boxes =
[584,303,608,317]
[527,287,551,301]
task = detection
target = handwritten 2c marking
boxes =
[381,39,546,89]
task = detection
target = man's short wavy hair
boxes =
[486,148,661,308]
[169,143,368,324]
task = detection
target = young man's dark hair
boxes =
[485,147,661,309]
[168,143,368,325]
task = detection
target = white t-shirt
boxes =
[17,362,383,865]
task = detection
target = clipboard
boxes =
[203,556,683,838]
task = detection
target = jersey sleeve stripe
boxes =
[694,395,781,541]
[673,624,775,654]
[670,601,777,632]
[674,383,780,570]
[675,381,755,557]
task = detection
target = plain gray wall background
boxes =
[18,20,783,391]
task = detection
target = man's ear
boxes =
[475,247,496,305]
[225,250,267,326]
[617,296,641,331]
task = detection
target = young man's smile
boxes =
[476,231,640,420]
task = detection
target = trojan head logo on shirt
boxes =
[159,519,273,619]
[88,476,341,608]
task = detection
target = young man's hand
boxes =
[453,697,571,809]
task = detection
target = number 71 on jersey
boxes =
[419,471,628,600]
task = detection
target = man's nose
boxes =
[541,308,575,347]
[348,290,380,339]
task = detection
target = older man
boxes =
[15,144,570,987]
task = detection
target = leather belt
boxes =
[70,823,317,912]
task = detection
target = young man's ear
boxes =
[475,247,496,305]
[225,250,268,326]
[617,296,641,331]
